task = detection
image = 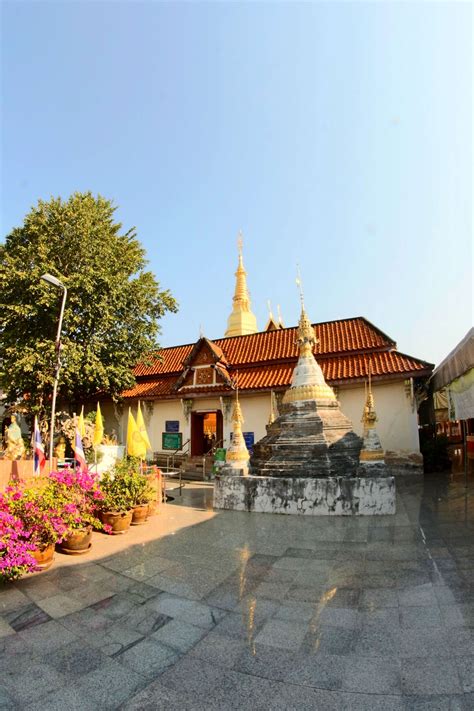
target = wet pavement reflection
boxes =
[1,459,473,709]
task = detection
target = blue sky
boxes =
[2,1,472,366]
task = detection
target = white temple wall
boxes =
[338,381,419,453]
[146,401,185,453]
[238,394,274,447]
[103,378,419,456]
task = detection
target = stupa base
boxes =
[214,474,396,516]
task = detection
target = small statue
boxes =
[103,430,118,446]
[4,415,26,460]
[54,435,67,460]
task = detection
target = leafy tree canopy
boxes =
[0,192,177,422]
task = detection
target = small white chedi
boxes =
[221,390,250,476]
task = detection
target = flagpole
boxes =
[31,417,35,477]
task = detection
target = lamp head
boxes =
[41,273,64,288]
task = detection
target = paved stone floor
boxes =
[1,464,473,710]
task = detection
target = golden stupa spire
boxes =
[225,232,258,337]
[283,267,336,405]
[225,371,250,470]
[359,361,385,464]
[362,362,377,430]
[295,265,319,358]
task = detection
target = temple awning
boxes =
[431,328,474,421]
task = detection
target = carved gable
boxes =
[193,346,215,366]
[173,337,232,392]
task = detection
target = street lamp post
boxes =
[41,273,67,469]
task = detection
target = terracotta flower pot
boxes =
[131,504,149,525]
[100,510,133,534]
[57,525,92,555]
[31,543,55,570]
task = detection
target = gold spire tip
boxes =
[295,264,305,309]
[237,231,243,256]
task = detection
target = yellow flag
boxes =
[127,408,146,459]
[136,401,151,451]
[78,406,86,438]
[93,402,104,447]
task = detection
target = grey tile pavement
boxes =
[0,472,473,708]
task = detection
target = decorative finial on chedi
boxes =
[358,363,386,475]
[283,274,336,406]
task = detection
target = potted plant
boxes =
[48,469,110,554]
[127,468,155,525]
[2,480,70,570]
[103,459,154,526]
[98,470,135,534]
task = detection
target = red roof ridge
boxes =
[388,349,434,369]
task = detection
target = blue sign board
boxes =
[165,420,180,433]
[243,432,255,453]
[230,431,255,453]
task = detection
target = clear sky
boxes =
[2,1,472,366]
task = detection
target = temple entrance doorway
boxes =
[191,411,223,456]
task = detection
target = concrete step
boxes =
[180,457,213,472]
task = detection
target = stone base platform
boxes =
[214,474,396,516]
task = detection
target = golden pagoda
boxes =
[225,233,258,337]
[224,385,250,475]
[359,367,386,465]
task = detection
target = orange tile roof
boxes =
[123,317,433,400]
[135,345,193,377]
[133,317,394,377]
[122,377,176,398]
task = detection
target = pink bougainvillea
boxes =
[0,468,114,582]
[0,507,37,581]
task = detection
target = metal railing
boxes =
[142,463,183,501]
[204,438,225,457]
[165,438,190,472]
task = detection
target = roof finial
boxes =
[296,264,305,309]
[277,304,284,327]
[267,299,273,320]
[199,323,204,339]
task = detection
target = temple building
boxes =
[101,241,433,472]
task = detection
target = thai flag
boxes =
[33,416,46,475]
[74,428,87,472]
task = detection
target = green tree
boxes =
[0,192,177,430]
